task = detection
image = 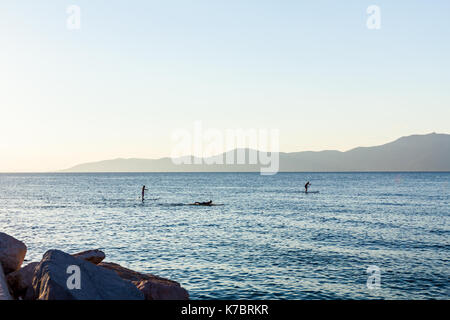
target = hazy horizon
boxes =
[0,132,447,173]
[52,132,450,173]
[1,1,449,172]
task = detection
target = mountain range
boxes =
[61,133,450,172]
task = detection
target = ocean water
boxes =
[0,172,449,299]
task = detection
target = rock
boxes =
[0,264,13,300]
[72,249,105,265]
[0,232,27,274]
[135,279,189,300]
[32,250,144,300]
[6,249,106,299]
[6,262,38,299]
[98,262,189,300]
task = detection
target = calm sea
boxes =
[0,172,448,299]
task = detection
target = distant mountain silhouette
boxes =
[60,133,450,172]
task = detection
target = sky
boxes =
[0,0,449,172]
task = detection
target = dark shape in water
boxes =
[190,200,214,206]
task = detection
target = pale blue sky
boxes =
[0,1,449,171]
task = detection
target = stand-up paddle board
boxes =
[303,191,320,194]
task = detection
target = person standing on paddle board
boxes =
[305,181,311,193]
[141,185,148,202]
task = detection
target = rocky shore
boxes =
[0,232,189,300]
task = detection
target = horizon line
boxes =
[2,171,450,174]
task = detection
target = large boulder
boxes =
[0,232,27,274]
[98,262,189,300]
[0,264,13,300]
[5,249,106,299]
[135,279,189,300]
[6,262,38,300]
[32,250,144,300]
[72,249,105,265]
